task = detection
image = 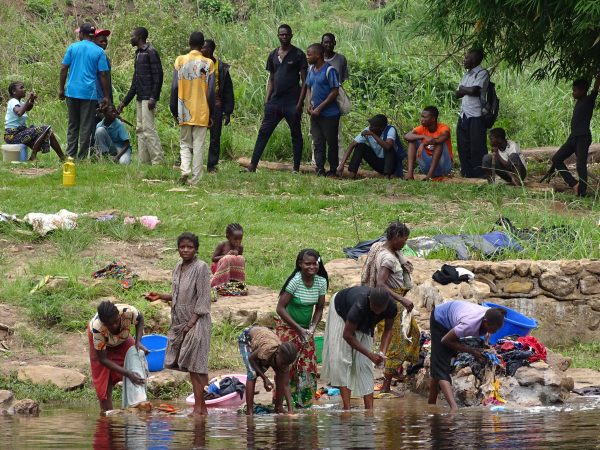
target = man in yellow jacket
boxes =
[170,31,216,185]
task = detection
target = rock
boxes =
[490,263,515,280]
[413,368,431,396]
[453,374,479,406]
[580,276,600,295]
[146,369,189,396]
[515,366,545,386]
[455,367,472,378]
[564,368,600,390]
[560,376,574,391]
[515,261,530,277]
[411,284,443,311]
[539,271,576,297]
[529,262,543,277]
[255,311,277,328]
[546,351,572,372]
[583,261,600,275]
[7,399,39,416]
[502,280,534,294]
[560,261,581,276]
[324,258,362,291]
[17,365,85,390]
[530,361,549,370]
[589,299,600,312]
[0,390,13,407]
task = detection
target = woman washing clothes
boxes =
[211,223,246,292]
[429,300,506,411]
[88,301,146,413]
[322,286,397,410]
[362,221,419,393]
[275,249,328,407]
[145,232,212,416]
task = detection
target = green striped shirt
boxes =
[284,273,327,328]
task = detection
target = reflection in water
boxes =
[3,396,600,449]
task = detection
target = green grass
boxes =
[554,343,600,371]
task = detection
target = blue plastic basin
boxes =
[141,334,168,372]
[483,302,537,344]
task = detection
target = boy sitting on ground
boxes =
[94,104,132,164]
[404,106,453,180]
[238,326,298,415]
[336,114,399,178]
[483,127,526,186]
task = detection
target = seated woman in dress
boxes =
[4,81,65,161]
[211,223,246,293]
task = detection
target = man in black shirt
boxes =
[244,24,308,173]
[322,286,396,410]
[551,75,600,196]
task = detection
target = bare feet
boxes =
[189,408,208,417]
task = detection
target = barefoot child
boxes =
[145,232,212,416]
[238,326,298,415]
[4,81,66,161]
[211,223,246,289]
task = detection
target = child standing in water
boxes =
[145,232,212,416]
[211,223,246,289]
[4,81,65,161]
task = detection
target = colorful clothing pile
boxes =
[92,260,137,289]
[214,281,248,297]
[494,335,547,376]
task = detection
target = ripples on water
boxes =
[2,394,600,449]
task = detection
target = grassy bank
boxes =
[1,0,599,168]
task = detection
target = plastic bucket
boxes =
[141,334,168,372]
[2,144,26,162]
[314,335,324,363]
[483,302,538,344]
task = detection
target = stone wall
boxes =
[325,258,600,346]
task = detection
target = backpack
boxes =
[480,69,499,129]
[325,66,352,115]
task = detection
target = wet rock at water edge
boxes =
[0,390,14,407]
[6,399,39,416]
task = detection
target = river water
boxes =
[2,394,600,449]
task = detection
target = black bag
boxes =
[481,69,499,129]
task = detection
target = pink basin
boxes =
[186,373,248,408]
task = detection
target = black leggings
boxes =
[551,134,592,196]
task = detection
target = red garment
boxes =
[499,342,515,352]
[88,328,135,400]
[211,262,218,274]
[517,336,547,363]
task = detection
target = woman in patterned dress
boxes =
[275,249,328,407]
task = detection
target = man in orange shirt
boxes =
[404,106,453,180]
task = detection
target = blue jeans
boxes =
[238,327,256,381]
[95,127,132,164]
[417,142,452,177]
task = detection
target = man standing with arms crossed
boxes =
[118,27,164,165]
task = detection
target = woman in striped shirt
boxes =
[275,249,329,407]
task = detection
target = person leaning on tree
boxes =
[550,75,600,197]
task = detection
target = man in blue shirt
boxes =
[59,23,110,160]
[94,105,132,164]
[306,43,340,176]
[337,114,399,178]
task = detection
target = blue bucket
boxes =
[141,334,168,372]
[483,302,538,344]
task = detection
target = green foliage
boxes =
[26,0,56,18]
[0,373,98,404]
[196,0,235,22]
[554,342,600,371]
[423,0,600,81]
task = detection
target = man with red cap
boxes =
[94,29,113,105]
[59,23,110,159]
